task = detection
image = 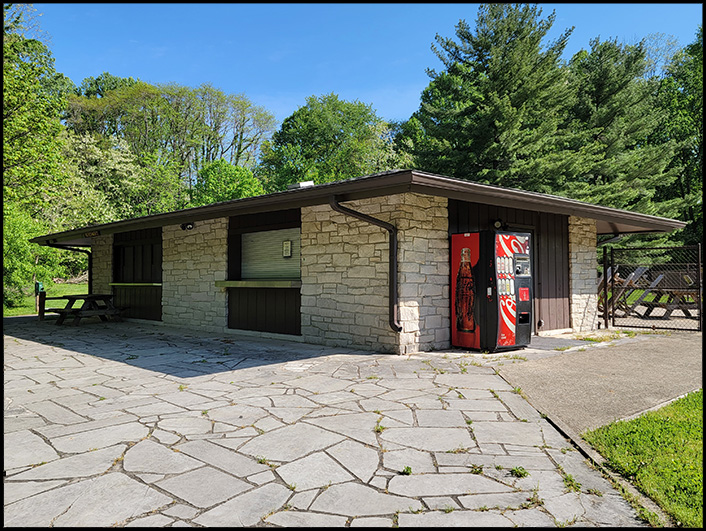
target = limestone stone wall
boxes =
[568,216,599,332]
[301,193,449,354]
[91,234,113,294]
[90,199,599,347]
[161,218,228,333]
[394,194,450,354]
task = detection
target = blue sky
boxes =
[33,3,703,124]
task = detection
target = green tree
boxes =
[192,159,264,206]
[561,37,679,224]
[3,202,64,306]
[196,85,277,169]
[401,3,578,192]
[77,71,138,98]
[65,81,276,197]
[3,3,69,306]
[3,3,66,203]
[54,131,189,222]
[652,26,702,246]
[257,93,404,192]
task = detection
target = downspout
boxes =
[47,244,93,295]
[329,196,402,333]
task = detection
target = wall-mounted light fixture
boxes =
[180,222,194,231]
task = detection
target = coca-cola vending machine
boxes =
[451,231,532,351]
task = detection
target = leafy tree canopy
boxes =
[257,93,407,192]
[77,71,138,98]
[560,37,678,218]
[3,3,70,304]
[192,159,264,206]
[651,25,702,245]
[3,3,66,203]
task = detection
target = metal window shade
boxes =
[241,227,301,279]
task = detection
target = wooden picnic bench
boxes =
[38,293,123,326]
[637,288,700,319]
[609,267,650,317]
[598,266,652,318]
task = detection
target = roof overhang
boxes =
[30,170,686,247]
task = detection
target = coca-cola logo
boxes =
[497,234,527,257]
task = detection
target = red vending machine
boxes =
[451,231,532,352]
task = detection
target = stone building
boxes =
[31,170,685,354]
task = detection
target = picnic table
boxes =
[39,293,123,326]
[598,266,651,318]
[598,265,701,322]
[636,288,700,319]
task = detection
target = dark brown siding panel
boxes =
[228,288,301,335]
[229,209,300,235]
[560,216,570,325]
[449,199,570,332]
[114,229,162,284]
[113,228,163,321]
[113,286,162,321]
[533,212,570,331]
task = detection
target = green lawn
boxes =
[583,389,703,528]
[3,283,89,317]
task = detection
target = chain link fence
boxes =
[598,245,702,331]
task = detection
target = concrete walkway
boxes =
[4,316,667,527]
[498,331,702,435]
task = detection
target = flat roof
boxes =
[30,169,686,247]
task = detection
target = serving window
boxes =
[225,209,301,335]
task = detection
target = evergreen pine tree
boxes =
[561,37,679,221]
[402,4,578,192]
[650,26,702,246]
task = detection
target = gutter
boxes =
[47,244,93,294]
[329,196,402,333]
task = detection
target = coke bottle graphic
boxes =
[456,248,476,332]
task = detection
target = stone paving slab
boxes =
[4,317,651,527]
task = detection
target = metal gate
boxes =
[599,245,702,331]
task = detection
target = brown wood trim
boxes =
[216,280,302,288]
[32,170,685,247]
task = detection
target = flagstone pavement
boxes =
[4,316,645,527]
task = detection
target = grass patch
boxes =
[573,330,636,342]
[4,282,88,317]
[582,389,703,528]
[509,466,529,478]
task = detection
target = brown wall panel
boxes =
[113,228,163,321]
[449,199,570,332]
[113,286,162,321]
[227,287,301,335]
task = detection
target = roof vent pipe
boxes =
[287,181,315,189]
[329,196,402,333]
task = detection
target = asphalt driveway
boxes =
[497,331,702,435]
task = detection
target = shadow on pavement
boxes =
[3,316,377,379]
